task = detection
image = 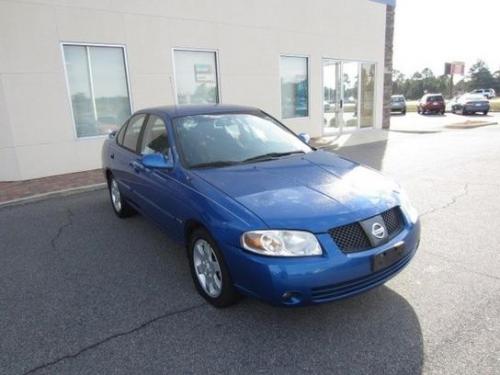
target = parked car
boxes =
[417,93,446,115]
[102,105,420,307]
[470,88,496,99]
[390,95,407,114]
[450,94,490,115]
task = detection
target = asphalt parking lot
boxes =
[1,123,500,374]
[390,111,500,133]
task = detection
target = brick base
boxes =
[0,169,105,204]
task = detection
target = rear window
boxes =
[427,95,443,102]
[391,96,404,102]
[465,95,487,101]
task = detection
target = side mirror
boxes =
[141,153,173,169]
[298,132,311,144]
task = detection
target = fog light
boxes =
[281,291,303,305]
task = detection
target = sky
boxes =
[393,0,500,78]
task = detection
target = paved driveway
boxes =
[1,124,500,374]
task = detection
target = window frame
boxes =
[60,42,134,141]
[171,47,222,105]
[279,54,310,120]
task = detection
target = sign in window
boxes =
[280,56,309,119]
[174,50,219,105]
[62,44,131,138]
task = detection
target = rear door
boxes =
[113,113,147,205]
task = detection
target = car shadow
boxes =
[215,285,424,374]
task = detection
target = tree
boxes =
[468,60,495,90]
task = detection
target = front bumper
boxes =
[222,219,421,306]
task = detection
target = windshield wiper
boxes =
[190,160,241,169]
[242,151,305,163]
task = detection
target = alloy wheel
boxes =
[193,239,223,297]
[110,179,122,213]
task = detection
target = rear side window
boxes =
[140,115,169,155]
[116,123,127,145]
[122,114,146,152]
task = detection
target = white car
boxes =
[470,89,496,99]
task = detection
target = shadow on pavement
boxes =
[334,140,389,171]
[208,286,424,374]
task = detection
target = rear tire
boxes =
[108,175,136,218]
[483,111,489,115]
[188,228,240,308]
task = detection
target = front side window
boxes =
[63,44,131,138]
[140,115,169,155]
[122,114,146,152]
[280,56,309,119]
[173,50,219,105]
[173,113,311,168]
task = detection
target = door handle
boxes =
[110,153,115,159]
[130,161,144,173]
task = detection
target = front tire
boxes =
[188,228,240,307]
[108,176,136,218]
[483,111,489,115]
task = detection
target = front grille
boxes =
[329,223,371,253]
[329,207,405,253]
[381,207,405,239]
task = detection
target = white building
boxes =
[0,0,393,181]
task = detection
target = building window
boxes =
[62,44,131,138]
[173,49,219,105]
[280,56,309,119]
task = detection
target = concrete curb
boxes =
[445,121,498,129]
[0,183,107,209]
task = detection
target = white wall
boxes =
[0,0,386,181]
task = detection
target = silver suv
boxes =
[470,89,496,99]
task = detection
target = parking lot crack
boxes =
[50,208,73,251]
[22,303,207,375]
[420,183,469,217]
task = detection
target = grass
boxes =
[404,98,500,112]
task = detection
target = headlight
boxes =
[241,230,322,257]
[398,188,419,223]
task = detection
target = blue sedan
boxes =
[102,105,420,307]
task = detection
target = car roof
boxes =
[135,104,262,119]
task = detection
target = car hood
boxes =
[192,150,400,233]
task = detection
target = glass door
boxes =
[323,60,376,133]
[322,59,341,130]
[341,61,359,130]
[359,62,376,128]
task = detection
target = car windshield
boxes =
[173,113,312,168]
[391,96,404,102]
